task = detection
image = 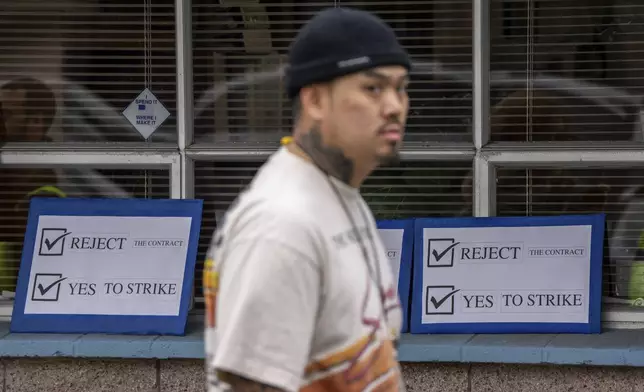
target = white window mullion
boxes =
[473,0,491,150]
[175,0,194,150]
[0,149,179,167]
[474,153,495,217]
[186,144,476,162]
[179,153,194,199]
[485,147,644,167]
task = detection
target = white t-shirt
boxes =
[203,146,404,392]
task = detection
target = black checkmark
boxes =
[430,289,461,309]
[37,277,67,296]
[432,242,460,261]
[43,232,71,251]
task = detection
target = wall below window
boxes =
[0,358,643,391]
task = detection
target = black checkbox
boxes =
[427,238,460,268]
[31,273,67,302]
[38,228,70,256]
[425,285,460,315]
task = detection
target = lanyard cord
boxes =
[284,137,388,323]
[324,175,387,317]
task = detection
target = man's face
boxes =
[1,88,48,142]
[319,65,410,167]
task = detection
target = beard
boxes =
[376,140,402,167]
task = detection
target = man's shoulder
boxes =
[226,168,326,230]
[210,190,326,276]
[215,148,332,247]
[225,189,321,238]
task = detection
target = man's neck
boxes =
[287,127,372,188]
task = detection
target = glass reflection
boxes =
[0,0,176,144]
[0,77,56,143]
[0,168,169,298]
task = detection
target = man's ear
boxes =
[299,85,325,121]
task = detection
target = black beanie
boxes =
[285,7,412,100]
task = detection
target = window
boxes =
[188,0,644,323]
[490,0,644,142]
[364,162,472,219]
[192,160,472,307]
[497,167,644,303]
[488,0,644,317]
[0,0,176,144]
[191,0,473,144]
[0,165,170,309]
[0,0,181,321]
[2,0,643,327]
[502,0,526,37]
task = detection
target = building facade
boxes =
[2,0,644,390]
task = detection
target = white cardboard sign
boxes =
[411,215,604,334]
[11,198,203,335]
[377,219,414,333]
[25,215,191,316]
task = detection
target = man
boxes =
[0,77,57,143]
[0,77,62,294]
[204,7,411,392]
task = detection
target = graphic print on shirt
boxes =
[302,270,402,392]
[203,238,227,391]
[333,224,402,338]
[203,257,218,329]
[203,225,224,330]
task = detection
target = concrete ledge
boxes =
[3,322,644,367]
[398,331,644,366]
[0,322,204,359]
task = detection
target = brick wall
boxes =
[0,359,643,391]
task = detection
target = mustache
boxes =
[377,119,404,133]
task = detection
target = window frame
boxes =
[481,147,644,326]
[474,0,644,326]
[0,148,181,320]
[1,0,641,327]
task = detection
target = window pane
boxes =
[496,167,642,304]
[0,0,176,144]
[364,162,473,219]
[490,0,643,142]
[192,1,472,144]
[193,159,472,305]
[0,167,169,295]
